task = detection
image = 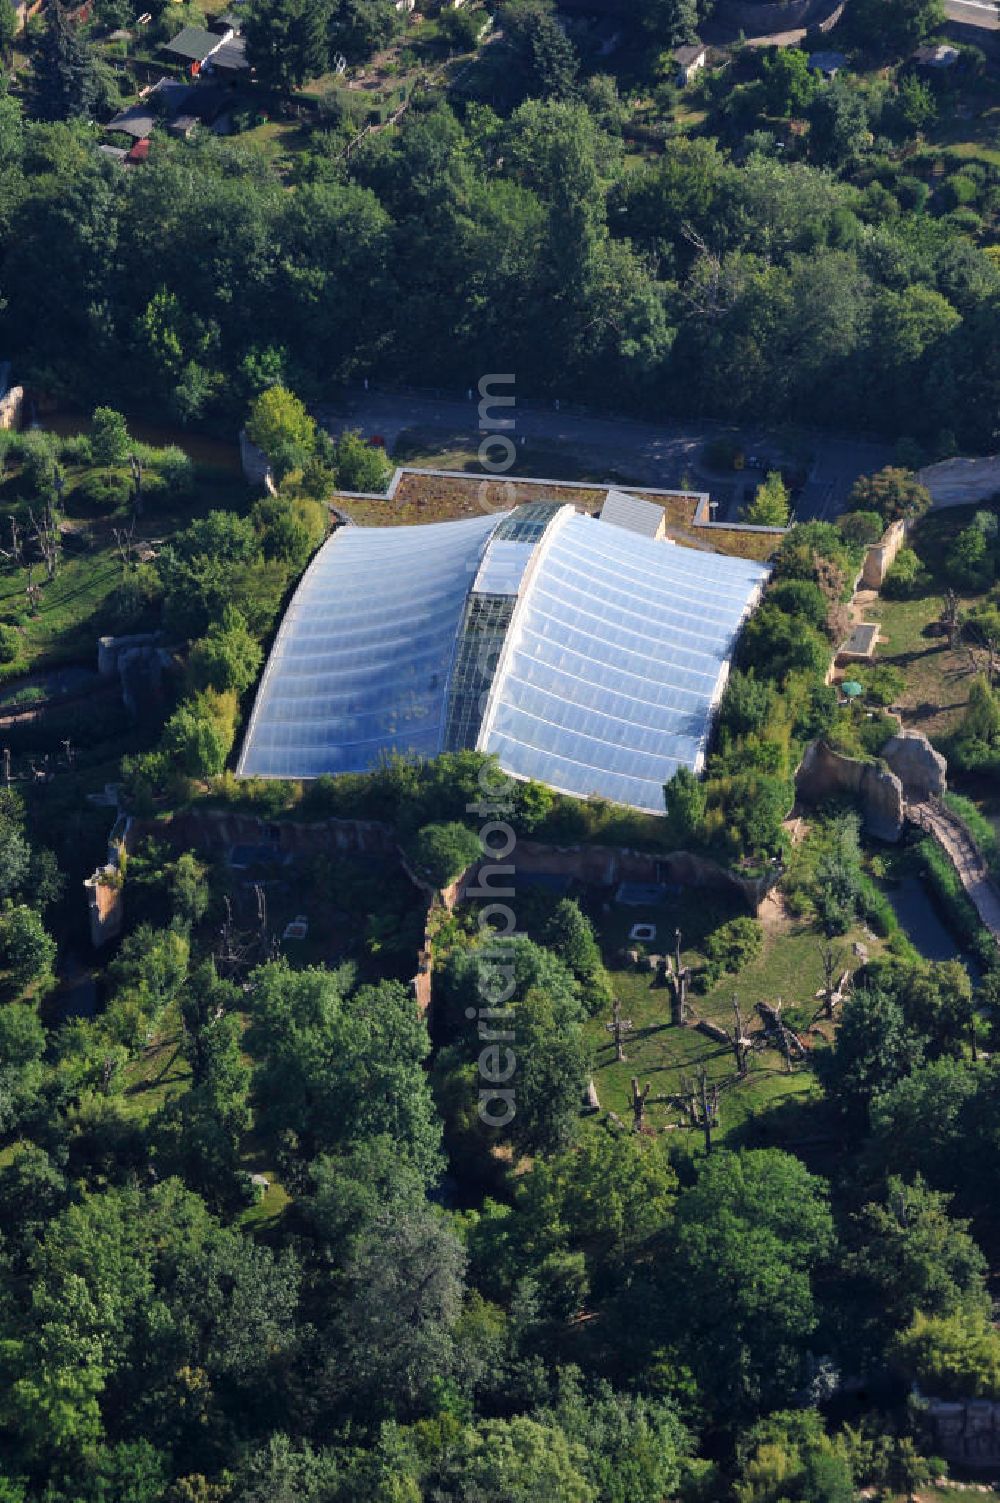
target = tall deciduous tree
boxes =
[663,1149,835,1417]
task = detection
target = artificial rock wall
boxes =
[795,740,905,841]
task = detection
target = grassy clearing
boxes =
[118,999,292,1231]
[861,503,1000,741]
[921,95,1000,172]
[118,998,193,1122]
[586,890,877,1147]
[0,461,252,682]
[863,590,976,739]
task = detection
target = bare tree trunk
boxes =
[630,1077,651,1133]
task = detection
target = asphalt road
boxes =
[320,387,893,524]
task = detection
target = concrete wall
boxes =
[130,808,398,858]
[239,430,274,491]
[85,872,123,947]
[862,518,909,588]
[455,839,781,913]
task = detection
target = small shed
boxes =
[107,77,194,138]
[599,488,667,541]
[125,137,151,164]
[836,622,880,666]
[674,41,708,86]
[162,23,247,74]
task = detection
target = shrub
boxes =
[838,510,884,546]
[744,471,790,527]
[90,407,131,467]
[945,522,994,591]
[705,916,764,974]
[0,905,56,996]
[882,547,929,598]
[405,821,482,889]
[941,172,977,210]
[895,174,929,212]
[768,579,829,631]
[57,432,93,465]
[857,709,898,758]
[246,386,316,475]
[0,624,20,663]
[152,445,195,496]
[76,467,132,514]
[162,691,238,779]
[891,1311,1000,1400]
[333,429,393,494]
[848,468,931,524]
[18,431,58,499]
[856,663,905,706]
[718,669,773,738]
[740,605,830,682]
[107,566,161,632]
[188,610,263,697]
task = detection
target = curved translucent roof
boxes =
[238,513,503,778]
[238,500,770,812]
[479,511,769,812]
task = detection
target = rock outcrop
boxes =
[795,740,904,842]
[925,1395,1000,1468]
[882,730,948,802]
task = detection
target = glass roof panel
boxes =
[479,511,770,813]
[238,513,505,778]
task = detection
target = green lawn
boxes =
[118,998,193,1123]
[0,459,252,682]
[861,503,1000,742]
[862,590,976,739]
[587,890,877,1148]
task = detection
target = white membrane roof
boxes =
[479,510,769,812]
[238,512,503,778]
[239,502,770,811]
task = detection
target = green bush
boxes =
[941,172,977,210]
[856,663,905,706]
[705,916,764,974]
[857,709,898,757]
[152,445,195,496]
[57,432,93,465]
[882,547,929,598]
[107,565,161,632]
[838,510,884,546]
[405,821,482,889]
[76,467,132,514]
[0,624,20,663]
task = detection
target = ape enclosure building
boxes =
[238,499,769,814]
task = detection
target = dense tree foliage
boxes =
[0,91,995,445]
